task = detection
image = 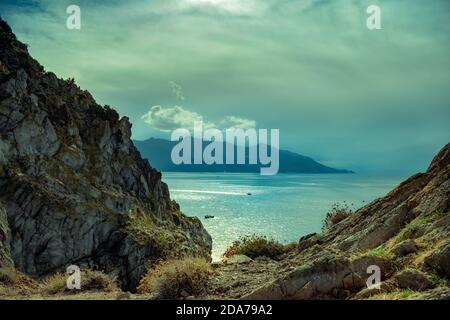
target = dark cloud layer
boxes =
[1,0,449,175]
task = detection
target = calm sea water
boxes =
[162,173,403,261]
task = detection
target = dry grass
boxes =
[368,289,420,300]
[137,257,211,299]
[0,267,39,298]
[0,267,121,300]
[125,213,174,251]
[0,267,18,285]
[322,202,353,231]
[41,269,118,295]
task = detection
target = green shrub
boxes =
[363,246,390,258]
[125,214,173,251]
[394,215,435,244]
[429,272,448,287]
[223,235,287,259]
[137,257,211,299]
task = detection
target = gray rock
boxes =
[13,117,60,157]
[223,255,253,265]
[425,243,450,277]
[292,281,315,300]
[0,140,12,165]
[242,253,395,300]
[354,281,396,299]
[243,254,352,299]
[391,240,418,257]
[394,269,432,291]
[0,22,212,292]
[59,145,86,169]
[298,233,322,253]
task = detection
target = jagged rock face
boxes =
[0,19,211,290]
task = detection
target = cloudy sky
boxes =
[1,0,449,175]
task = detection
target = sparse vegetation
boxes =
[125,213,173,252]
[284,242,298,253]
[362,246,390,258]
[368,289,418,300]
[137,257,211,299]
[322,202,353,231]
[0,268,39,298]
[0,267,18,285]
[0,17,13,34]
[41,269,118,295]
[86,104,119,122]
[393,214,436,244]
[429,272,448,287]
[222,235,289,260]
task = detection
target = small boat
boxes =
[205,215,215,219]
[247,193,252,196]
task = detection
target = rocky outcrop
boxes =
[425,244,450,278]
[0,19,211,290]
[205,143,449,300]
[394,269,432,291]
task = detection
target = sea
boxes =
[162,172,404,261]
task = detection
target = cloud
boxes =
[151,0,266,16]
[141,106,205,132]
[219,116,256,130]
[170,81,185,101]
[3,0,449,174]
[141,106,256,132]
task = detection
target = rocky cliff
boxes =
[0,18,211,290]
[204,143,449,300]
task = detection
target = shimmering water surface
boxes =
[163,173,403,261]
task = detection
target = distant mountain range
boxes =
[134,138,353,174]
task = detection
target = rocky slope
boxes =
[204,143,449,300]
[0,18,211,290]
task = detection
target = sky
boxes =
[0,0,449,175]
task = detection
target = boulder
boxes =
[292,281,315,300]
[391,240,418,257]
[354,281,396,299]
[298,233,322,252]
[425,243,450,277]
[394,269,432,291]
